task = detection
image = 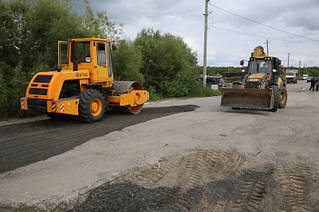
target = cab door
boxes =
[96,42,108,82]
[58,41,69,69]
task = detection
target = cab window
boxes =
[71,42,91,63]
[107,42,113,77]
[59,43,68,65]
[97,43,106,66]
[248,60,272,74]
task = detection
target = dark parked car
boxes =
[206,76,225,89]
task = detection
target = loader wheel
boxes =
[278,86,287,109]
[269,85,279,112]
[79,89,106,122]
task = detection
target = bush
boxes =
[148,87,163,101]
[188,87,221,97]
[134,29,198,97]
[0,70,8,119]
[112,41,144,83]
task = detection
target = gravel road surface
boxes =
[1,80,319,211]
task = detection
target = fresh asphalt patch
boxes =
[0,105,198,174]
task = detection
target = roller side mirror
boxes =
[56,65,62,72]
[112,43,118,51]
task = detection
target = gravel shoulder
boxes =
[1,80,319,211]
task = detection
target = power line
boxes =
[210,24,313,48]
[211,25,265,39]
[211,25,314,54]
[211,25,288,44]
[209,3,319,43]
[210,25,305,62]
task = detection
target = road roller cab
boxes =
[20,38,149,122]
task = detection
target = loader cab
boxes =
[58,38,114,85]
[247,59,273,75]
[248,57,282,77]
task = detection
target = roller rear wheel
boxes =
[79,89,106,122]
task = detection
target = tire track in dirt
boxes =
[226,168,273,212]
[71,150,319,212]
[272,163,314,212]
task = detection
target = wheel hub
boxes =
[90,98,102,116]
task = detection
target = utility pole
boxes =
[305,64,308,75]
[299,60,301,77]
[299,60,301,69]
[203,0,210,87]
[264,40,270,56]
[304,63,307,75]
[287,53,290,68]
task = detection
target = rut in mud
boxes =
[71,150,319,212]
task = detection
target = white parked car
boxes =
[302,74,309,80]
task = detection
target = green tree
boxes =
[0,0,122,119]
[112,41,144,83]
[81,0,122,39]
[30,0,89,69]
[206,66,243,76]
[6,63,28,116]
[134,28,198,97]
[0,68,8,118]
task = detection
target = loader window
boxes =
[248,60,272,74]
[97,43,106,66]
[71,42,91,64]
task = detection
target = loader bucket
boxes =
[221,88,273,110]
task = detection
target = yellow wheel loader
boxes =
[221,46,287,112]
[20,38,149,122]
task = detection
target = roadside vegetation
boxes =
[298,67,319,77]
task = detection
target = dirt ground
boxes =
[1,80,319,211]
[72,150,319,212]
[71,81,319,212]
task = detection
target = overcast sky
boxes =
[75,0,319,67]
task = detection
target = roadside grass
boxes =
[149,87,221,102]
[0,111,40,122]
